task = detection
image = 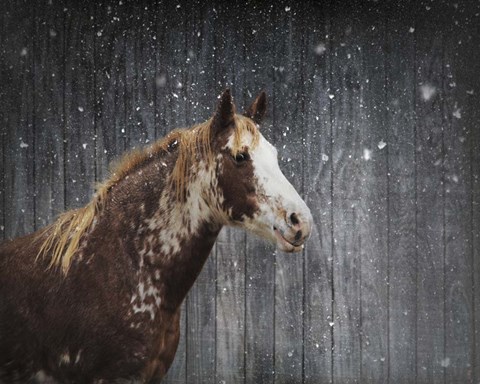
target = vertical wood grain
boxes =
[443,1,477,381]
[469,4,480,382]
[272,3,304,383]
[0,5,7,240]
[415,2,446,382]
[34,0,65,229]
[330,3,363,381]
[216,227,246,384]
[302,2,333,382]
[94,1,127,181]
[124,2,156,150]
[472,8,480,378]
[63,2,96,209]
[358,5,389,383]
[2,0,35,239]
[386,2,417,383]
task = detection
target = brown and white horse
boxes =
[0,90,312,383]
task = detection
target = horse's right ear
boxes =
[211,89,235,136]
[245,91,267,124]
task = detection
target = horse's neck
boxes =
[103,159,221,309]
[136,193,221,308]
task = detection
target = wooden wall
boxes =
[1,0,479,383]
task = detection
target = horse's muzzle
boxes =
[274,209,313,253]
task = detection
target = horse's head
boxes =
[207,89,313,253]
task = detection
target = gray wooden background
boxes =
[1,0,479,383]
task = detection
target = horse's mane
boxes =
[37,114,259,274]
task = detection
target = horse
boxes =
[0,89,312,383]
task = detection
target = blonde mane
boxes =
[37,114,259,274]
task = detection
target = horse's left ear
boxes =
[211,88,235,136]
[245,91,267,125]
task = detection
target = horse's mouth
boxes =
[273,227,304,253]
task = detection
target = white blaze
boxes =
[226,130,312,250]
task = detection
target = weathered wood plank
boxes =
[94,1,127,181]
[2,0,35,239]
[241,3,276,384]
[33,0,65,229]
[216,227,246,384]
[272,4,305,383]
[124,2,156,150]
[245,238,275,384]
[330,3,363,381]
[301,3,333,383]
[0,6,7,240]
[159,2,188,133]
[385,3,417,383]
[415,2,446,382]
[443,1,478,381]
[472,29,480,384]
[358,5,389,383]
[63,2,96,209]
[153,1,169,141]
[468,4,480,383]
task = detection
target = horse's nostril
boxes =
[290,212,300,226]
[294,230,302,242]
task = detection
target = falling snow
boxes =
[420,84,436,101]
[441,358,451,367]
[156,74,167,87]
[363,148,372,160]
[314,43,326,55]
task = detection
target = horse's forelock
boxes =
[229,115,260,156]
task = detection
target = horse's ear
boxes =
[245,91,267,124]
[211,88,235,135]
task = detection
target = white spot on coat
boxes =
[59,352,70,365]
[75,350,82,364]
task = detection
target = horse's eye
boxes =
[233,152,250,163]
